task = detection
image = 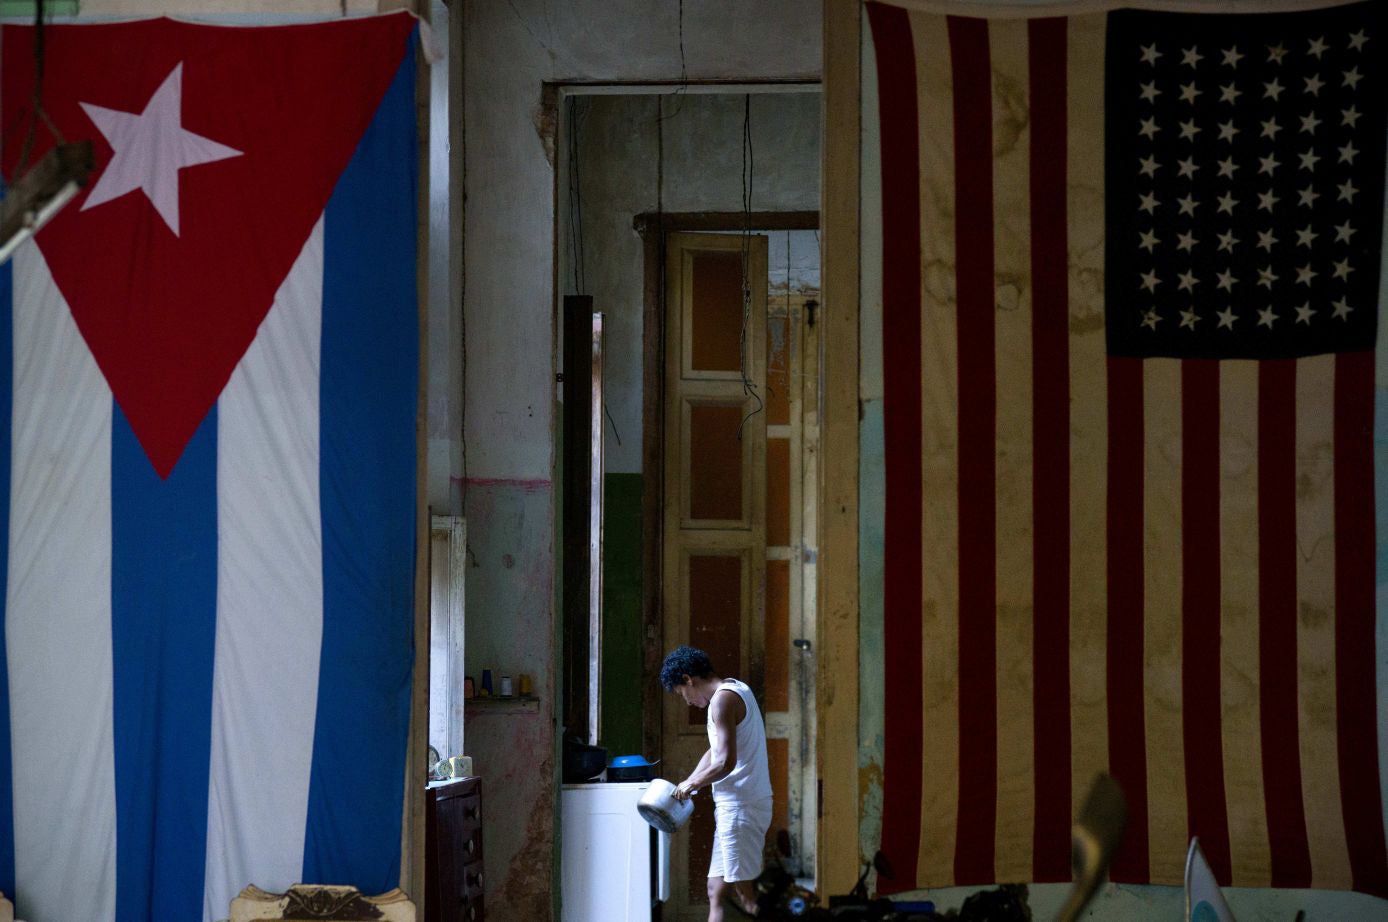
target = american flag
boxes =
[866,0,1388,895]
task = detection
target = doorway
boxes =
[646,219,820,920]
[554,87,821,921]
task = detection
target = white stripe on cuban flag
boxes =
[7,243,118,922]
[0,26,417,922]
[203,215,326,922]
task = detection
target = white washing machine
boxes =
[561,780,672,922]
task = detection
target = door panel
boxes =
[662,232,767,920]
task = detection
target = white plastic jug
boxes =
[637,778,695,832]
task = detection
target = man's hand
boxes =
[672,780,697,801]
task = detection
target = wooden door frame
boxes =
[634,210,819,781]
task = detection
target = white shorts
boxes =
[707,798,773,883]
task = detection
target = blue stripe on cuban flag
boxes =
[0,29,417,922]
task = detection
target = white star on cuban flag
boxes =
[79,62,241,236]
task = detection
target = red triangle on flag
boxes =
[2,13,416,477]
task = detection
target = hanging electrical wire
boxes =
[13,0,66,179]
[657,0,689,123]
[737,93,762,441]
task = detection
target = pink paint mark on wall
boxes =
[456,476,552,493]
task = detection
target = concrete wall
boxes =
[462,4,819,918]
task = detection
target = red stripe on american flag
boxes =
[1332,350,1388,897]
[1181,359,1232,885]
[1026,16,1072,884]
[1257,359,1312,887]
[866,0,924,892]
[947,14,997,887]
[1106,356,1150,882]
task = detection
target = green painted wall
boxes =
[601,472,645,758]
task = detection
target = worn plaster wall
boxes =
[462,3,819,918]
[856,5,1388,920]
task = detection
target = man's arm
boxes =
[674,691,739,799]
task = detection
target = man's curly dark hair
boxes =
[659,645,716,690]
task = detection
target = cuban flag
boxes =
[0,14,419,922]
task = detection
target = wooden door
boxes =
[661,232,768,920]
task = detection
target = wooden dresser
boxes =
[425,776,484,922]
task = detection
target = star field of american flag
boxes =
[1106,2,1386,359]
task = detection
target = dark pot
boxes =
[563,737,607,783]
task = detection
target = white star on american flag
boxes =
[1298,149,1321,171]
[1347,29,1368,53]
[1178,156,1199,178]
[1257,266,1279,289]
[1139,117,1160,139]
[1139,155,1160,177]
[1258,154,1281,176]
[1219,82,1241,104]
[1217,306,1238,329]
[1182,46,1204,67]
[1179,119,1201,140]
[1263,78,1286,101]
[1332,258,1353,281]
[1304,73,1326,96]
[1267,42,1289,64]
[1334,220,1355,243]
[1217,231,1239,252]
[1177,231,1198,251]
[1342,105,1362,128]
[1222,46,1244,67]
[1180,82,1202,104]
[1140,81,1161,102]
[1142,308,1162,329]
[1257,228,1279,251]
[1343,66,1363,89]
[1140,269,1161,291]
[1295,302,1316,324]
[1332,297,1353,320]
[1216,269,1238,291]
[1139,192,1161,213]
[1258,306,1279,327]
[1298,185,1320,208]
[1296,225,1318,248]
[1178,270,1199,291]
[1308,36,1329,59]
[1217,156,1239,178]
[1141,43,1162,64]
[1177,194,1199,215]
[1339,142,1359,164]
[1218,121,1240,142]
[1338,179,1359,203]
[1261,117,1282,140]
[1296,263,1317,286]
[1257,189,1280,211]
[1180,308,1200,329]
[1300,112,1321,134]
[1139,229,1160,251]
[1217,191,1238,214]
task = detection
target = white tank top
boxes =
[707,678,773,805]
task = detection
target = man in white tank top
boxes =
[660,645,773,921]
